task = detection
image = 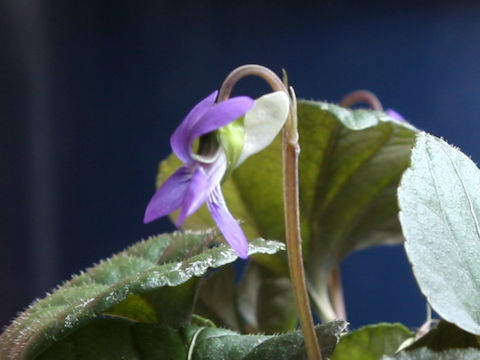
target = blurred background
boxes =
[2,0,480,330]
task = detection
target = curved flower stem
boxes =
[219,65,322,360]
[218,64,287,102]
[339,89,383,111]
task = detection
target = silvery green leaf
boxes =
[398,133,480,335]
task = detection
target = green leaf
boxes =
[241,320,347,360]
[36,318,188,360]
[296,103,416,257]
[330,323,414,360]
[0,231,284,360]
[296,103,416,319]
[381,348,480,360]
[159,101,417,317]
[407,321,480,352]
[36,318,347,360]
[398,132,480,335]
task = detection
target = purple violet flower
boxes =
[385,108,406,122]
[144,91,255,258]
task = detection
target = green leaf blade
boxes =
[298,102,417,318]
[398,132,480,335]
[0,232,283,360]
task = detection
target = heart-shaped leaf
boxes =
[398,133,480,335]
[0,231,283,360]
[36,318,347,360]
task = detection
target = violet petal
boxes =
[207,186,249,259]
[176,166,209,226]
[386,108,406,122]
[186,96,254,159]
[144,166,191,223]
[177,151,227,225]
[171,91,218,162]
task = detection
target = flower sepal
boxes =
[236,91,290,167]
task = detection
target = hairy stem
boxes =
[219,65,322,360]
[283,88,322,360]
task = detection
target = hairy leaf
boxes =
[398,133,480,335]
[0,231,283,360]
[36,318,347,360]
[330,323,414,360]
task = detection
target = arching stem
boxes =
[219,65,322,360]
[339,89,383,111]
[218,64,287,101]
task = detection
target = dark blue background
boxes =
[2,1,480,330]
